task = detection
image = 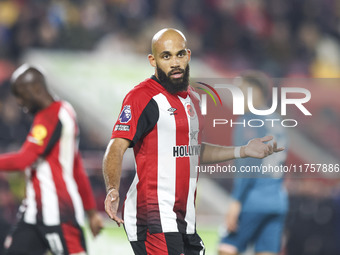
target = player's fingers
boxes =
[91,218,104,237]
[275,147,285,152]
[262,144,269,157]
[92,226,101,237]
[273,141,285,152]
[104,205,115,219]
[111,215,124,227]
[268,144,274,154]
[105,205,124,226]
[273,141,278,152]
[95,222,104,236]
[104,199,118,219]
[259,135,273,143]
[93,230,99,237]
[105,208,117,221]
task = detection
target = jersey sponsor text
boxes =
[173,145,201,158]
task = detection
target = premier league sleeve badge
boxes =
[119,105,132,123]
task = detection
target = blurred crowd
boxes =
[0,0,340,78]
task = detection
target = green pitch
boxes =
[84,222,219,255]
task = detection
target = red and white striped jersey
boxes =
[0,101,96,226]
[112,77,203,241]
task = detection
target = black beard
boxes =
[157,65,190,94]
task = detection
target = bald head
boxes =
[151,28,187,55]
[11,64,47,94]
[148,28,191,94]
[10,64,54,114]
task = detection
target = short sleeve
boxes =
[111,93,159,147]
[26,107,61,156]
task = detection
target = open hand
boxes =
[244,135,284,159]
[104,188,124,227]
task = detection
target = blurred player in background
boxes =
[0,64,104,255]
[103,28,284,255]
[218,71,288,255]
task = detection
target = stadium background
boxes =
[0,0,340,254]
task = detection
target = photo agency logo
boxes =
[195,80,312,128]
[195,82,223,115]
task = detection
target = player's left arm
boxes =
[200,135,284,164]
[73,152,103,237]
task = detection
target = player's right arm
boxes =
[104,85,158,225]
[103,138,131,226]
[0,142,40,170]
[0,110,59,171]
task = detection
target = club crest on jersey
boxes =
[185,102,196,118]
[119,105,132,123]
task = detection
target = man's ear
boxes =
[148,54,156,67]
[187,49,191,62]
